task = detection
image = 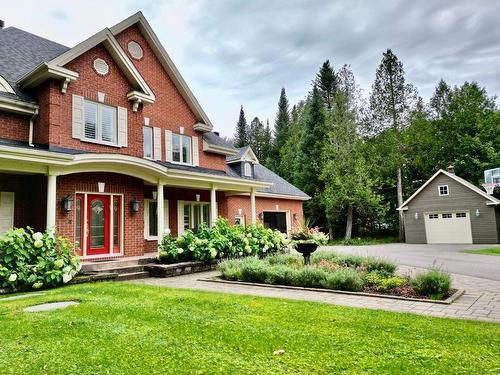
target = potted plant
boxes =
[290,222,328,264]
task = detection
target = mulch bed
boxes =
[363,285,458,300]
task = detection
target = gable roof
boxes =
[397,169,500,210]
[0,26,69,102]
[226,146,259,164]
[109,12,213,131]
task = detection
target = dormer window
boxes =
[438,185,449,196]
[244,162,252,177]
[172,133,192,164]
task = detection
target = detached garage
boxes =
[398,167,500,244]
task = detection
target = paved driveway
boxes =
[321,243,500,281]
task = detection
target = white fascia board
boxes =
[225,191,310,201]
[202,140,238,156]
[109,12,213,130]
[165,168,272,189]
[0,96,39,115]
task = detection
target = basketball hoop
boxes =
[482,183,498,195]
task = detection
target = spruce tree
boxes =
[269,87,290,173]
[369,49,418,241]
[314,60,337,109]
[234,105,248,148]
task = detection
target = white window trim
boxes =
[171,133,193,165]
[244,162,252,177]
[0,192,15,234]
[438,185,449,196]
[76,192,124,259]
[144,199,169,241]
[82,100,119,147]
[177,200,211,236]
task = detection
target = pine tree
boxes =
[248,117,265,159]
[261,119,273,165]
[269,87,290,173]
[369,49,418,242]
[234,105,248,148]
[314,60,337,109]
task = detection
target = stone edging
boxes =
[146,260,218,278]
[199,276,465,305]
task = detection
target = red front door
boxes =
[86,194,111,256]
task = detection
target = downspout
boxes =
[28,108,39,147]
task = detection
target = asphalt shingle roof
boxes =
[0,26,69,102]
[226,146,249,163]
[203,132,235,150]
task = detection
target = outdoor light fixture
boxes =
[196,194,201,202]
[97,182,105,193]
[414,212,419,220]
[130,198,140,213]
[152,191,157,200]
[259,212,264,220]
[475,209,480,217]
[293,213,299,221]
[62,195,74,212]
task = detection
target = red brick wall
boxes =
[56,172,144,257]
[27,26,227,171]
[0,173,46,230]
[223,195,304,230]
[0,112,30,142]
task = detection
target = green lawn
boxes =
[0,283,499,374]
[464,247,500,256]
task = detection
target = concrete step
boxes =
[82,257,155,272]
[92,265,145,275]
[115,271,150,281]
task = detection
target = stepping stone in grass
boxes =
[23,301,79,312]
[0,293,45,302]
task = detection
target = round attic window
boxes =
[93,58,109,75]
[128,41,143,60]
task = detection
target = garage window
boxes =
[456,212,466,218]
[438,185,449,196]
[428,214,438,219]
[442,213,452,219]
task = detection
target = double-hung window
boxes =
[84,100,117,145]
[143,126,153,158]
[172,134,192,164]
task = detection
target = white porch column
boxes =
[46,174,57,230]
[157,183,164,247]
[250,188,256,224]
[210,184,217,226]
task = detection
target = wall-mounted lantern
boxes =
[475,209,480,217]
[258,212,264,220]
[97,182,105,193]
[130,198,140,213]
[293,213,299,221]
[196,194,201,202]
[62,195,74,212]
[414,212,419,220]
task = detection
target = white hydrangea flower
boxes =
[32,282,43,289]
[189,246,194,252]
[177,247,184,254]
[164,228,171,235]
[34,239,43,248]
[62,274,72,284]
[32,232,43,241]
[238,252,243,256]
[8,273,17,282]
[54,259,64,269]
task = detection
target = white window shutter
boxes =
[192,136,199,166]
[72,94,84,139]
[153,127,162,160]
[117,106,128,147]
[165,130,173,162]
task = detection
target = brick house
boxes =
[0,12,308,260]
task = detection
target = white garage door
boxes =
[424,211,472,244]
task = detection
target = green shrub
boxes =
[320,268,364,291]
[0,227,80,290]
[312,251,396,274]
[265,254,303,268]
[263,265,297,285]
[290,267,329,288]
[412,269,451,299]
[364,271,408,291]
[158,218,288,264]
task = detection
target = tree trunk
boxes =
[328,224,334,241]
[397,167,405,242]
[345,205,353,240]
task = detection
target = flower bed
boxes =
[157,218,288,264]
[218,251,453,300]
[0,228,80,291]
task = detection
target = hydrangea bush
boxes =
[0,227,80,290]
[157,218,288,264]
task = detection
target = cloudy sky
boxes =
[3,1,499,136]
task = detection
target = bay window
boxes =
[84,100,117,145]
